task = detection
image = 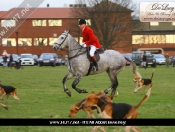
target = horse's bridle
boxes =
[54,31,87,60]
[54,32,68,49]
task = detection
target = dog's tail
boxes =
[134,87,152,109]
[150,70,155,80]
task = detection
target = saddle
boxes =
[86,46,104,76]
[86,46,104,62]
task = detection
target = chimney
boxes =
[47,4,49,7]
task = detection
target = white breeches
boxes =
[89,45,97,57]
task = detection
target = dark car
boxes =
[32,55,39,65]
[132,51,157,67]
[0,56,3,66]
[7,54,19,64]
[60,58,68,66]
[171,54,175,67]
[38,53,58,67]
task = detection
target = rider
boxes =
[78,18,102,71]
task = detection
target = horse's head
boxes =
[53,30,70,51]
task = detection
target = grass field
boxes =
[0,65,175,132]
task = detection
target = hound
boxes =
[82,88,152,132]
[0,84,20,103]
[133,70,154,93]
[69,91,118,132]
[68,92,118,118]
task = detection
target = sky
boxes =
[0,0,175,11]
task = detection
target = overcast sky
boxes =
[0,0,175,11]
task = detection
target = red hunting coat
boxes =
[81,26,102,49]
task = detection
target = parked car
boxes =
[7,54,19,64]
[32,54,39,65]
[0,56,3,65]
[132,51,157,67]
[122,53,132,65]
[153,54,165,65]
[60,58,68,66]
[171,54,175,67]
[20,54,34,66]
[38,53,58,67]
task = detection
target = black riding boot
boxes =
[92,60,98,71]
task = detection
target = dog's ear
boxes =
[91,91,95,94]
[75,107,80,110]
[96,90,105,96]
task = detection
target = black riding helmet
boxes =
[78,19,86,25]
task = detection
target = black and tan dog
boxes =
[69,92,118,132]
[68,93,118,118]
[82,88,152,132]
[0,83,20,103]
[133,70,154,93]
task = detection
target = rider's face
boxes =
[79,24,85,30]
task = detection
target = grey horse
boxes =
[53,30,130,97]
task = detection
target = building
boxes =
[0,3,133,56]
[0,7,74,57]
[132,20,175,55]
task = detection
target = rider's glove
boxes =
[80,42,86,47]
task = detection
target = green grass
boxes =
[0,65,175,132]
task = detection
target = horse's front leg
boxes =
[72,74,88,94]
[62,72,74,97]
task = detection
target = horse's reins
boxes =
[54,32,87,60]
[68,47,86,60]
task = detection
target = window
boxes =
[132,35,167,44]
[34,38,47,46]
[18,38,32,46]
[2,38,16,46]
[150,22,159,26]
[48,20,62,26]
[172,22,175,26]
[49,38,58,46]
[86,19,91,26]
[32,20,46,26]
[75,37,83,43]
[166,35,175,43]
[1,20,16,27]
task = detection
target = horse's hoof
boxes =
[104,90,109,94]
[82,89,88,93]
[66,91,71,97]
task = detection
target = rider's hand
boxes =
[80,42,86,47]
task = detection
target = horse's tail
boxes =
[124,57,131,62]
[127,58,142,78]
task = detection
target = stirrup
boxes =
[91,66,98,71]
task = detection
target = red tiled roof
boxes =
[0,11,8,18]
[0,8,74,19]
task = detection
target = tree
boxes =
[69,0,137,50]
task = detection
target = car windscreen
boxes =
[13,55,18,59]
[132,53,142,58]
[154,55,164,58]
[21,55,32,58]
[40,54,53,59]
